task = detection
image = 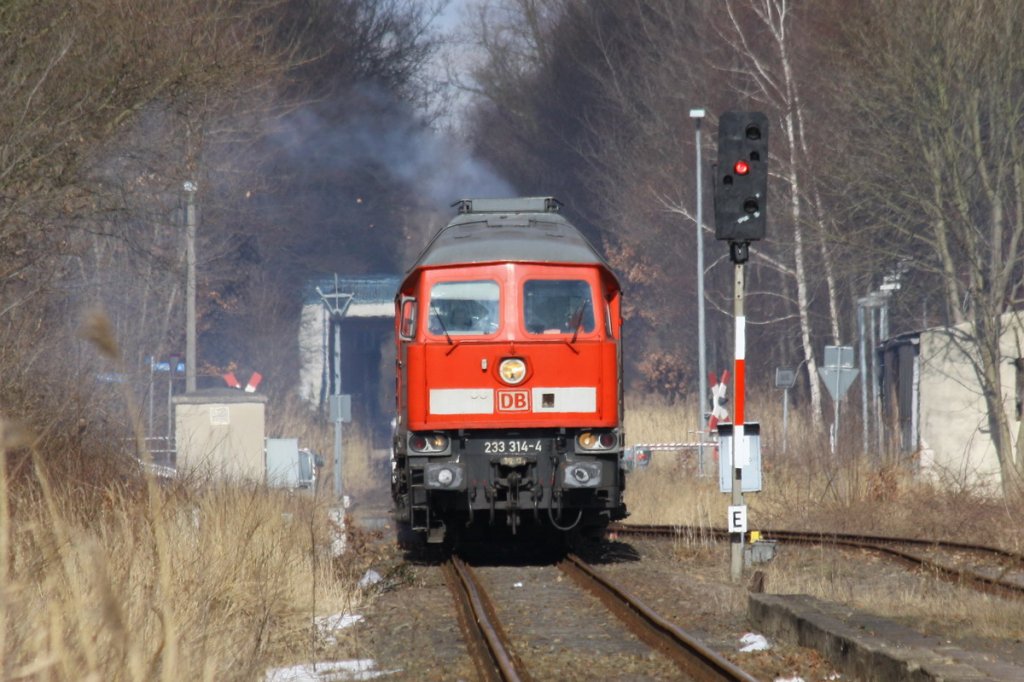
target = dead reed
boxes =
[624,394,1021,545]
[624,395,1024,639]
[0,310,368,680]
[0,427,361,681]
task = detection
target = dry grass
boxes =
[624,394,704,445]
[623,394,729,528]
[0,311,371,680]
[624,394,1022,545]
[761,544,1024,640]
[622,466,723,527]
[0,437,361,681]
[339,425,385,497]
[624,395,1024,639]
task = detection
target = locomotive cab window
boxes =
[428,280,499,336]
[523,280,596,335]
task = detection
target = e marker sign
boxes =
[728,505,748,534]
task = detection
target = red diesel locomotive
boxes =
[392,197,626,543]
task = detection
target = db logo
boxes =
[497,389,530,412]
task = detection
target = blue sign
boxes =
[149,357,185,373]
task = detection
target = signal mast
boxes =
[713,111,769,582]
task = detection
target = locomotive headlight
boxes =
[498,358,527,385]
[563,462,601,488]
[424,463,463,489]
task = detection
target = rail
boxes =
[442,556,530,682]
[610,524,1024,599]
[558,554,759,682]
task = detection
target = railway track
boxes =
[442,555,530,682]
[610,523,1024,599]
[442,552,758,682]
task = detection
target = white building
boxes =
[880,313,1024,491]
[298,276,398,446]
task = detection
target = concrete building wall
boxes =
[298,302,326,404]
[297,299,394,408]
[915,315,1023,491]
[174,389,268,481]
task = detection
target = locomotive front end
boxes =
[393,198,625,543]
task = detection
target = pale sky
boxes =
[427,0,483,132]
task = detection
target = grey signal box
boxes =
[775,367,796,389]
[717,422,763,493]
[823,345,855,368]
[330,394,352,423]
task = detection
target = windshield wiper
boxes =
[569,299,590,344]
[430,306,453,345]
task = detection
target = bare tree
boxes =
[486,2,848,432]
[698,0,863,434]
[0,0,441,470]
[839,0,1024,495]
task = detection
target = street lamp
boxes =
[857,290,889,455]
[184,180,198,393]
[690,108,707,474]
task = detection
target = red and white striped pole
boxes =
[730,258,747,582]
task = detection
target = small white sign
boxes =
[734,429,750,467]
[209,404,230,426]
[728,505,748,533]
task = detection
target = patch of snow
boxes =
[316,613,363,645]
[317,613,363,632]
[773,677,806,682]
[266,659,399,681]
[358,570,382,589]
[513,581,523,588]
[739,632,770,652]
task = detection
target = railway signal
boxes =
[712,110,769,583]
[714,111,769,251]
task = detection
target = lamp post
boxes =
[184,180,197,393]
[690,107,707,475]
[857,298,870,453]
[858,291,890,455]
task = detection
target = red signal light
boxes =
[733,160,750,176]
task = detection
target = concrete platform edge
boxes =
[748,593,1024,681]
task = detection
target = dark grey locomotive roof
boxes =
[408,197,611,272]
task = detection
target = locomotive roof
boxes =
[407,197,613,273]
